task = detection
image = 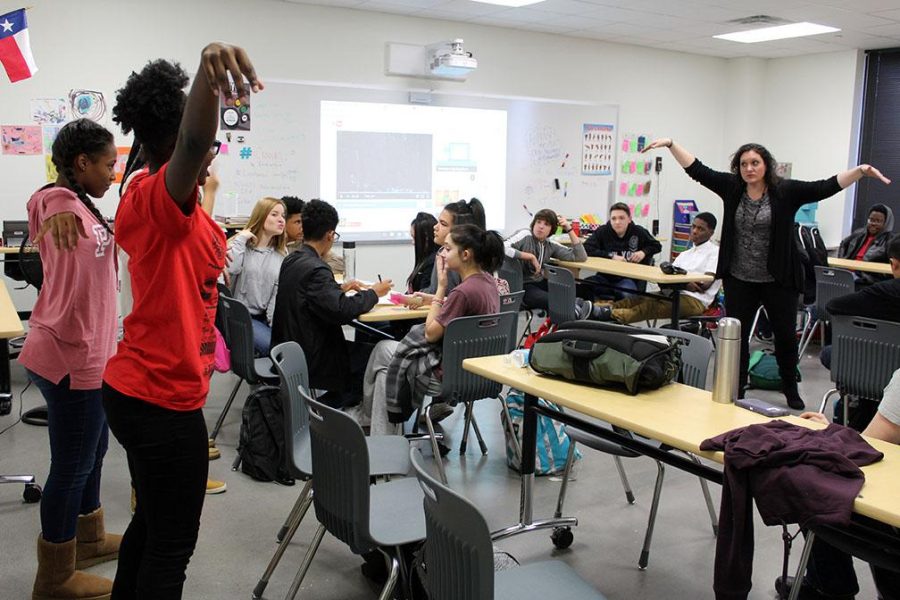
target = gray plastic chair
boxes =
[296,394,425,600]
[546,265,577,326]
[209,295,278,443]
[422,312,519,483]
[410,449,608,600]
[500,291,525,352]
[551,326,718,569]
[818,315,900,424]
[251,341,411,600]
[797,266,855,356]
[498,256,524,294]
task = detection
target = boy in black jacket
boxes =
[270,199,392,408]
[584,202,662,299]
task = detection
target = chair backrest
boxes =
[411,449,495,600]
[305,393,374,554]
[646,327,714,390]
[440,312,517,406]
[498,256,524,294]
[269,341,312,478]
[831,315,900,401]
[220,295,261,383]
[814,266,855,316]
[499,291,525,352]
[545,265,577,326]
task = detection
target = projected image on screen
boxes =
[336,132,432,200]
[321,101,507,241]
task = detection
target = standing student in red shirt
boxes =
[22,119,120,600]
[101,44,261,599]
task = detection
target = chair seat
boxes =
[254,357,278,381]
[368,435,412,476]
[495,560,607,600]
[291,435,410,479]
[368,477,426,547]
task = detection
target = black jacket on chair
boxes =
[270,244,378,393]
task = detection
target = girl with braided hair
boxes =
[100,44,260,599]
[21,118,120,600]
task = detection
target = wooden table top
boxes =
[0,279,24,338]
[553,256,714,285]
[463,355,900,528]
[828,257,892,275]
[358,303,430,323]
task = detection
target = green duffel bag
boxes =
[748,349,801,390]
[529,321,682,395]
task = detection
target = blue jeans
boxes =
[27,369,108,543]
[250,314,271,356]
[585,273,638,300]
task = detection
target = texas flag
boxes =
[0,9,38,83]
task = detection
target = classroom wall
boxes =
[0,0,861,305]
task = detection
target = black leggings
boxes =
[723,277,800,396]
[103,383,208,600]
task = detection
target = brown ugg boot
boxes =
[75,508,122,569]
[33,536,112,600]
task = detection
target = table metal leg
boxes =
[670,288,683,328]
[491,392,577,541]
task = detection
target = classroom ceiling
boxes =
[283,0,900,59]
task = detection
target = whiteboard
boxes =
[212,80,617,238]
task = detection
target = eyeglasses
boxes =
[332,231,341,241]
[211,140,222,156]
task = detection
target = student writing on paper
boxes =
[643,137,890,410]
[270,199,392,409]
[225,197,288,355]
[583,202,661,299]
[504,208,586,310]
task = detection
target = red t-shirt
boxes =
[854,235,875,261]
[103,163,226,411]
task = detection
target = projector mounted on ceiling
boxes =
[427,39,478,79]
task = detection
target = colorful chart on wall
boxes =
[581,123,614,176]
[1,125,42,155]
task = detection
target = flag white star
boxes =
[0,19,13,32]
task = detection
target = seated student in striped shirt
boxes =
[504,208,586,310]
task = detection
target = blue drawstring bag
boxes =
[500,390,581,476]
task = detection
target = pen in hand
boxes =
[377,274,383,282]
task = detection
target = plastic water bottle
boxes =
[712,317,741,404]
[342,241,356,281]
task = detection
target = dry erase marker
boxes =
[561,153,569,168]
[378,274,383,282]
[523,204,533,216]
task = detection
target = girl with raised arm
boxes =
[643,138,889,409]
[101,44,262,598]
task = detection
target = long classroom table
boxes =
[462,355,900,534]
[828,257,892,275]
[552,256,714,326]
[0,280,25,414]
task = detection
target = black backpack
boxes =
[236,386,294,485]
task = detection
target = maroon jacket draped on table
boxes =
[699,420,884,600]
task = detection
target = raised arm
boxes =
[643,138,695,169]
[166,43,262,210]
[836,164,891,188]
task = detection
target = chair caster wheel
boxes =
[551,526,573,549]
[23,483,42,503]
